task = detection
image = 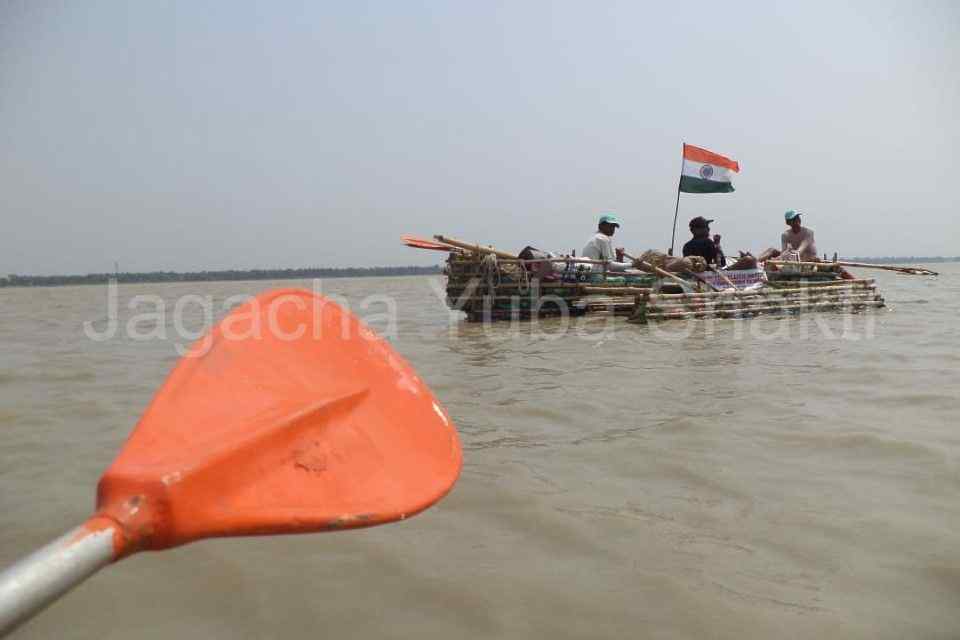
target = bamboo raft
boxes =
[628,280,883,323]
[415,235,891,323]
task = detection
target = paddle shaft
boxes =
[498,257,608,265]
[833,260,937,275]
[402,241,465,253]
[768,259,936,275]
[688,270,722,292]
[401,236,467,253]
[621,253,692,289]
[0,520,118,637]
[622,252,727,292]
[433,236,516,260]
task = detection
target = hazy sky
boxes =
[2,1,958,275]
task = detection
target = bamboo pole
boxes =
[586,305,638,315]
[449,256,608,265]
[448,278,874,297]
[580,278,876,298]
[769,260,937,276]
[402,236,467,253]
[627,251,723,292]
[647,302,886,320]
[833,261,938,276]
[447,282,585,290]
[444,296,583,303]
[446,281,876,300]
[654,288,881,303]
[580,286,654,295]
[495,257,608,265]
[440,239,624,266]
[583,298,640,307]
[648,293,882,312]
[620,251,695,290]
[648,302,883,316]
[651,288,880,303]
[645,298,886,320]
[641,261,693,288]
[403,242,466,254]
[648,282,875,301]
[644,294,882,315]
[689,271,722,292]
[765,282,877,292]
[768,260,840,271]
[434,236,517,260]
[767,278,875,287]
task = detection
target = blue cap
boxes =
[784,209,801,221]
[598,214,621,227]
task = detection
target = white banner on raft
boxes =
[698,268,767,290]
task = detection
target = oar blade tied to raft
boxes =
[0,288,462,636]
[401,235,464,252]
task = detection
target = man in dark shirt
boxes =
[682,216,718,264]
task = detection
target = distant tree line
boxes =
[0,265,443,288]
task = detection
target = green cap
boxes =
[784,209,801,221]
[598,214,621,227]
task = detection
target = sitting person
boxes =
[582,214,634,271]
[682,216,719,265]
[781,209,818,260]
[757,209,819,263]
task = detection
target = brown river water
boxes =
[1,266,958,639]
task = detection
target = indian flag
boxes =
[679,144,740,193]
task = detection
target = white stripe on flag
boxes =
[681,159,734,183]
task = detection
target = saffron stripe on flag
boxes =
[682,144,740,172]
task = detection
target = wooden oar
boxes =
[401,235,465,252]
[624,252,731,293]
[0,289,462,636]
[686,270,721,292]
[833,260,938,276]
[500,257,608,265]
[769,259,938,276]
[622,252,705,290]
[433,235,517,260]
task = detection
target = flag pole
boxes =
[668,143,684,256]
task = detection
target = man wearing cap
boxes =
[681,216,719,264]
[582,214,633,271]
[781,210,818,260]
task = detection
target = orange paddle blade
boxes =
[95,289,461,555]
[401,235,461,252]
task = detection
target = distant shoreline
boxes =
[0,265,443,289]
[1,257,954,289]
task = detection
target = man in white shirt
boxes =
[757,209,820,264]
[582,214,633,271]
[781,209,818,260]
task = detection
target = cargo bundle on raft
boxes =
[404,235,935,324]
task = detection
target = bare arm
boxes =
[796,230,814,256]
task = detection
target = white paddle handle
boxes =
[0,523,117,637]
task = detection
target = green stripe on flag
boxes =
[679,176,735,194]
